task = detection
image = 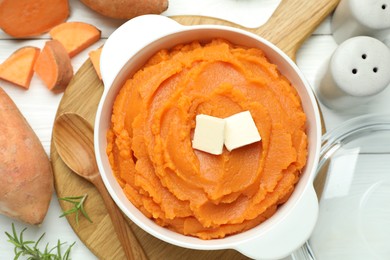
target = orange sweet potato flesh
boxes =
[0,87,54,225]
[88,47,102,79]
[0,0,69,37]
[50,22,101,58]
[0,47,40,89]
[80,0,169,19]
[107,39,308,239]
[34,40,73,92]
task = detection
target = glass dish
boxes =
[293,113,390,260]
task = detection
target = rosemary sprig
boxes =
[5,223,75,260]
[59,194,92,225]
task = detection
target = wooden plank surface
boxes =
[50,0,339,259]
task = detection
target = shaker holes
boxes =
[382,4,387,9]
[352,54,380,74]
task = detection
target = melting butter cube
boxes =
[192,114,225,155]
[224,111,261,151]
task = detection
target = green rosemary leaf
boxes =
[79,204,93,223]
[34,233,45,249]
[56,240,62,259]
[75,211,80,226]
[62,242,75,260]
[58,195,85,203]
[59,194,93,225]
[14,251,22,260]
[59,207,79,218]
[5,223,75,260]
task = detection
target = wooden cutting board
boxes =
[50,1,338,259]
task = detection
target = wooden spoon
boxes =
[53,112,148,260]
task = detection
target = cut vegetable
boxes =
[49,22,101,58]
[0,0,69,37]
[0,87,54,225]
[0,47,40,89]
[88,47,102,79]
[34,40,73,92]
[80,0,169,19]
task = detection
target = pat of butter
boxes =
[224,111,261,151]
[192,114,225,155]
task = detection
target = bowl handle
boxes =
[100,15,182,90]
[234,185,319,260]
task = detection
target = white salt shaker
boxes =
[332,0,390,45]
[317,36,390,110]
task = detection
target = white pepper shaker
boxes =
[317,36,390,110]
[332,0,390,45]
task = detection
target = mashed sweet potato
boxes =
[107,39,308,239]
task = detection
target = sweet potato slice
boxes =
[0,0,69,37]
[0,47,40,89]
[0,87,54,225]
[34,40,73,92]
[49,22,101,58]
[88,47,102,79]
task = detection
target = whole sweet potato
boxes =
[80,0,169,19]
[0,87,53,225]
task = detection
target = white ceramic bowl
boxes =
[95,15,321,260]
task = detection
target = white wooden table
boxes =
[1,1,389,259]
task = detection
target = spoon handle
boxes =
[93,175,148,260]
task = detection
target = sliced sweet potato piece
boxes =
[0,47,40,89]
[0,0,69,37]
[88,47,102,79]
[0,87,54,225]
[49,22,101,58]
[34,40,73,92]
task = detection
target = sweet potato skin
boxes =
[34,40,73,92]
[80,0,169,19]
[0,87,53,225]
